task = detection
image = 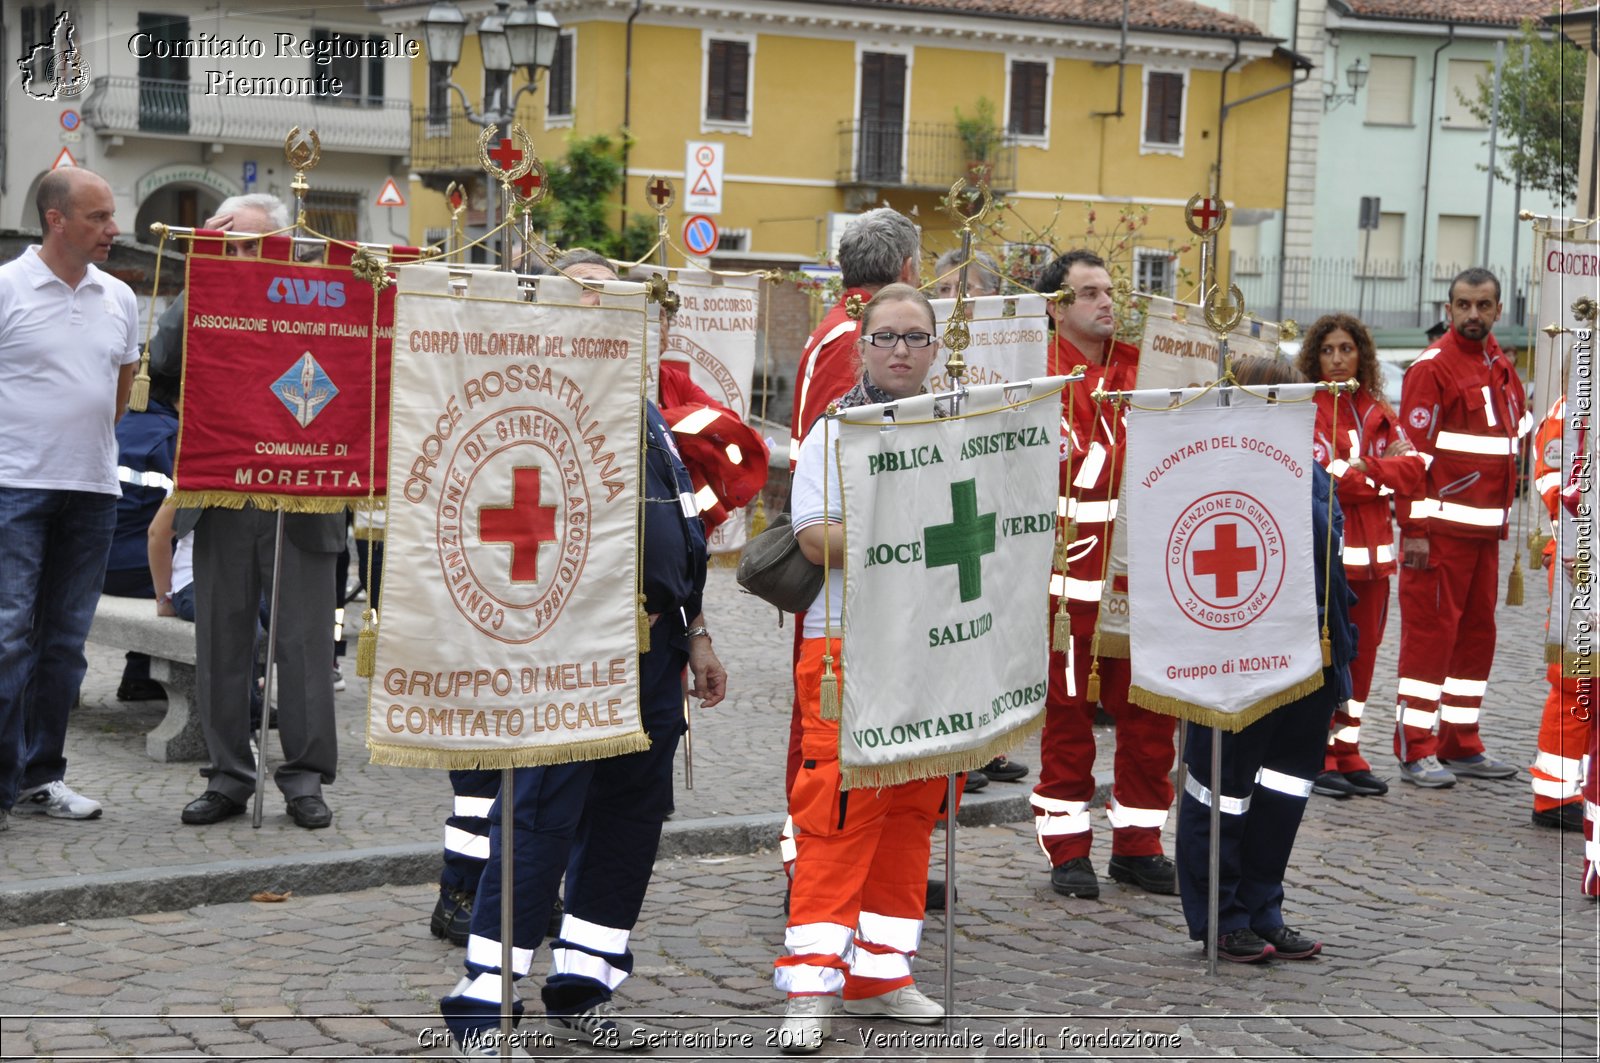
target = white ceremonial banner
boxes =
[668,270,762,554]
[832,378,1065,788]
[1532,234,1600,437]
[926,294,1050,392]
[1124,390,1322,729]
[1095,299,1284,657]
[1553,323,1598,678]
[369,266,651,769]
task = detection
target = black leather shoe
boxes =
[980,756,1029,782]
[1257,924,1321,959]
[1050,857,1099,898]
[1108,853,1178,895]
[117,678,167,702]
[1217,928,1274,963]
[1312,770,1358,798]
[961,771,989,793]
[1533,803,1584,831]
[286,794,332,829]
[181,791,245,825]
[1343,770,1389,796]
[430,889,474,946]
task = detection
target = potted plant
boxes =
[954,97,1003,185]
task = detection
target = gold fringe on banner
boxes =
[369,730,652,770]
[1547,642,1564,664]
[352,526,386,542]
[1129,669,1325,733]
[167,490,365,513]
[1096,631,1130,658]
[1506,559,1525,606]
[839,712,1046,791]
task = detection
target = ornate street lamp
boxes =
[1324,57,1370,112]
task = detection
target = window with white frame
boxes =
[1434,215,1479,279]
[1444,59,1488,128]
[547,31,574,122]
[1358,211,1406,277]
[1364,55,1415,126]
[1134,248,1176,297]
[704,36,752,130]
[311,29,385,105]
[1007,60,1048,140]
[1141,68,1186,154]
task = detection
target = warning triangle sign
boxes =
[375,177,406,207]
[690,169,717,197]
[51,146,78,170]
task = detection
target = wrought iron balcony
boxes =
[80,77,410,155]
[408,104,546,180]
[836,121,1016,192]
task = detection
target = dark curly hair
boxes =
[1295,313,1385,405]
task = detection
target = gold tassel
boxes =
[128,362,151,413]
[1320,628,1332,667]
[749,495,768,537]
[636,593,652,652]
[1085,660,1101,704]
[1506,562,1524,606]
[1053,519,1076,571]
[1528,530,1549,568]
[819,655,841,720]
[1052,597,1072,652]
[355,609,377,677]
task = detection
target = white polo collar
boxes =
[19,244,107,293]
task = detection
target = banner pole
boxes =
[942,773,956,1036]
[252,509,288,830]
[500,765,515,1059]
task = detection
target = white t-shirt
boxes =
[791,417,846,639]
[171,532,195,595]
[0,246,140,493]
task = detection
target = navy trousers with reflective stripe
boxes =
[441,769,499,894]
[1176,671,1338,941]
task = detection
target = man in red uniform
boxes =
[781,208,925,877]
[1029,250,1176,899]
[1529,395,1587,829]
[1392,268,1531,786]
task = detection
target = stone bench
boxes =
[86,596,204,762]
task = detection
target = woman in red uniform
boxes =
[1296,314,1425,799]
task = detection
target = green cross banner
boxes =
[827,378,1065,788]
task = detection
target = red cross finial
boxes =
[487,137,524,174]
[646,176,675,210]
[514,166,544,201]
[479,467,559,583]
[1193,198,1219,227]
[1185,193,1227,236]
[1192,521,1258,599]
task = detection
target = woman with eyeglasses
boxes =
[773,284,950,1052]
[1294,314,1424,800]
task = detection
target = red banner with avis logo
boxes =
[171,234,419,510]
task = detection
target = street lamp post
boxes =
[421,0,560,264]
[1323,57,1370,112]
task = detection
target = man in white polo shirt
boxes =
[0,167,139,829]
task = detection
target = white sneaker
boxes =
[841,984,943,1024]
[14,780,102,820]
[332,664,347,692]
[777,994,835,1055]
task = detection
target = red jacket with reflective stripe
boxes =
[789,289,870,469]
[659,361,770,534]
[1396,327,1527,541]
[1312,388,1424,580]
[1049,334,1139,633]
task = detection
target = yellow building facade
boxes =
[387,0,1296,298]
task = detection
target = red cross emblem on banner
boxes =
[1185,193,1227,236]
[646,176,675,211]
[479,467,559,582]
[1192,521,1258,599]
[487,137,523,174]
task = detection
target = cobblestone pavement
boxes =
[2,543,1598,1059]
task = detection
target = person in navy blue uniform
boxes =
[439,400,727,1060]
[1175,356,1358,964]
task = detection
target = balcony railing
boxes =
[81,77,409,155]
[410,104,546,175]
[836,121,1016,192]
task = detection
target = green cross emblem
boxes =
[923,479,996,603]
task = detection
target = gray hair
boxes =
[839,207,919,289]
[554,248,616,276]
[933,248,1001,296]
[215,193,290,230]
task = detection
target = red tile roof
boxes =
[809,0,1267,36]
[1335,0,1579,27]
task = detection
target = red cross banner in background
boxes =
[1191,521,1259,601]
[480,467,560,582]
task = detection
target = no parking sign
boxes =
[682,214,719,256]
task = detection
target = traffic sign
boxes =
[51,146,77,170]
[375,177,406,207]
[683,214,719,256]
[243,160,258,187]
[59,110,79,131]
[683,140,723,214]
